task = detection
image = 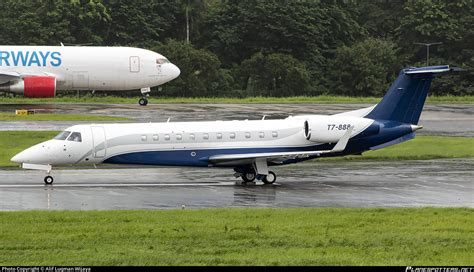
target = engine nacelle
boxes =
[304,115,374,143]
[6,76,56,97]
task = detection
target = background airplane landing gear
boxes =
[139,87,151,106]
[262,171,277,184]
[138,97,148,106]
[44,175,54,185]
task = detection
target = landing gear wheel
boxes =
[241,171,256,183]
[138,97,148,106]
[262,171,277,184]
[44,175,54,185]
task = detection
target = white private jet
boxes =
[0,45,180,105]
[11,65,457,185]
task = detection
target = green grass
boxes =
[1,131,473,167]
[0,112,129,121]
[0,131,58,167]
[0,208,472,265]
[1,95,473,104]
[321,135,474,162]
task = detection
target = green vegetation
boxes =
[0,208,471,265]
[322,136,474,162]
[1,131,473,168]
[0,1,472,98]
[1,95,473,105]
[0,112,129,121]
[0,131,58,167]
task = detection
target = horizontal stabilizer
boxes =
[404,65,461,75]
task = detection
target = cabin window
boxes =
[164,134,170,141]
[189,133,195,140]
[153,134,159,141]
[141,135,147,141]
[259,132,265,138]
[230,132,236,139]
[176,134,182,140]
[203,133,209,140]
[67,132,82,142]
[245,132,251,139]
[54,131,71,140]
[217,133,223,139]
[272,131,278,138]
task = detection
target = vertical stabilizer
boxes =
[366,65,453,124]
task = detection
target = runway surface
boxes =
[1,159,472,210]
[1,103,473,136]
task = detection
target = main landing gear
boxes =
[139,87,151,106]
[234,168,277,185]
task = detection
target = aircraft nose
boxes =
[11,141,54,165]
[11,150,28,164]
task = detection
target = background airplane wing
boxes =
[0,71,21,84]
[209,126,353,164]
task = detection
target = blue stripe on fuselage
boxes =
[103,119,414,167]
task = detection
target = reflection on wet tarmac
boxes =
[0,159,472,210]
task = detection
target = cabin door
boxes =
[130,56,140,73]
[91,126,107,158]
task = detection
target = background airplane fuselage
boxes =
[0,46,180,91]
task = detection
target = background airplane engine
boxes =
[303,116,374,143]
[4,76,56,97]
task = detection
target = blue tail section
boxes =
[366,65,453,124]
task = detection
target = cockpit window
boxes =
[67,132,82,142]
[156,58,170,64]
[54,131,71,140]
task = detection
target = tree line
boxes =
[0,0,472,97]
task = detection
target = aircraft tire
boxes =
[139,98,148,106]
[242,171,256,182]
[262,171,277,184]
[44,175,54,185]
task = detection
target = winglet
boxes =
[331,126,353,152]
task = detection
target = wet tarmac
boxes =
[1,103,472,210]
[1,103,473,136]
[0,159,472,210]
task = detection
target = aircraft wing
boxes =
[0,71,54,84]
[0,71,21,84]
[209,126,353,164]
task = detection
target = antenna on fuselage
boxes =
[60,42,64,47]
[167,117,171,123]
[262,115,266,120]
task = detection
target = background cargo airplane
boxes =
[0,45,180,105]
[11,65,457,185]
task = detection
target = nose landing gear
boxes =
[138,97,148,106]
[44,175,54,185]
[139,87,151,106]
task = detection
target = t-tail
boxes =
[366,65,459,124]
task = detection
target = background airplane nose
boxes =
[169,63,180,80]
